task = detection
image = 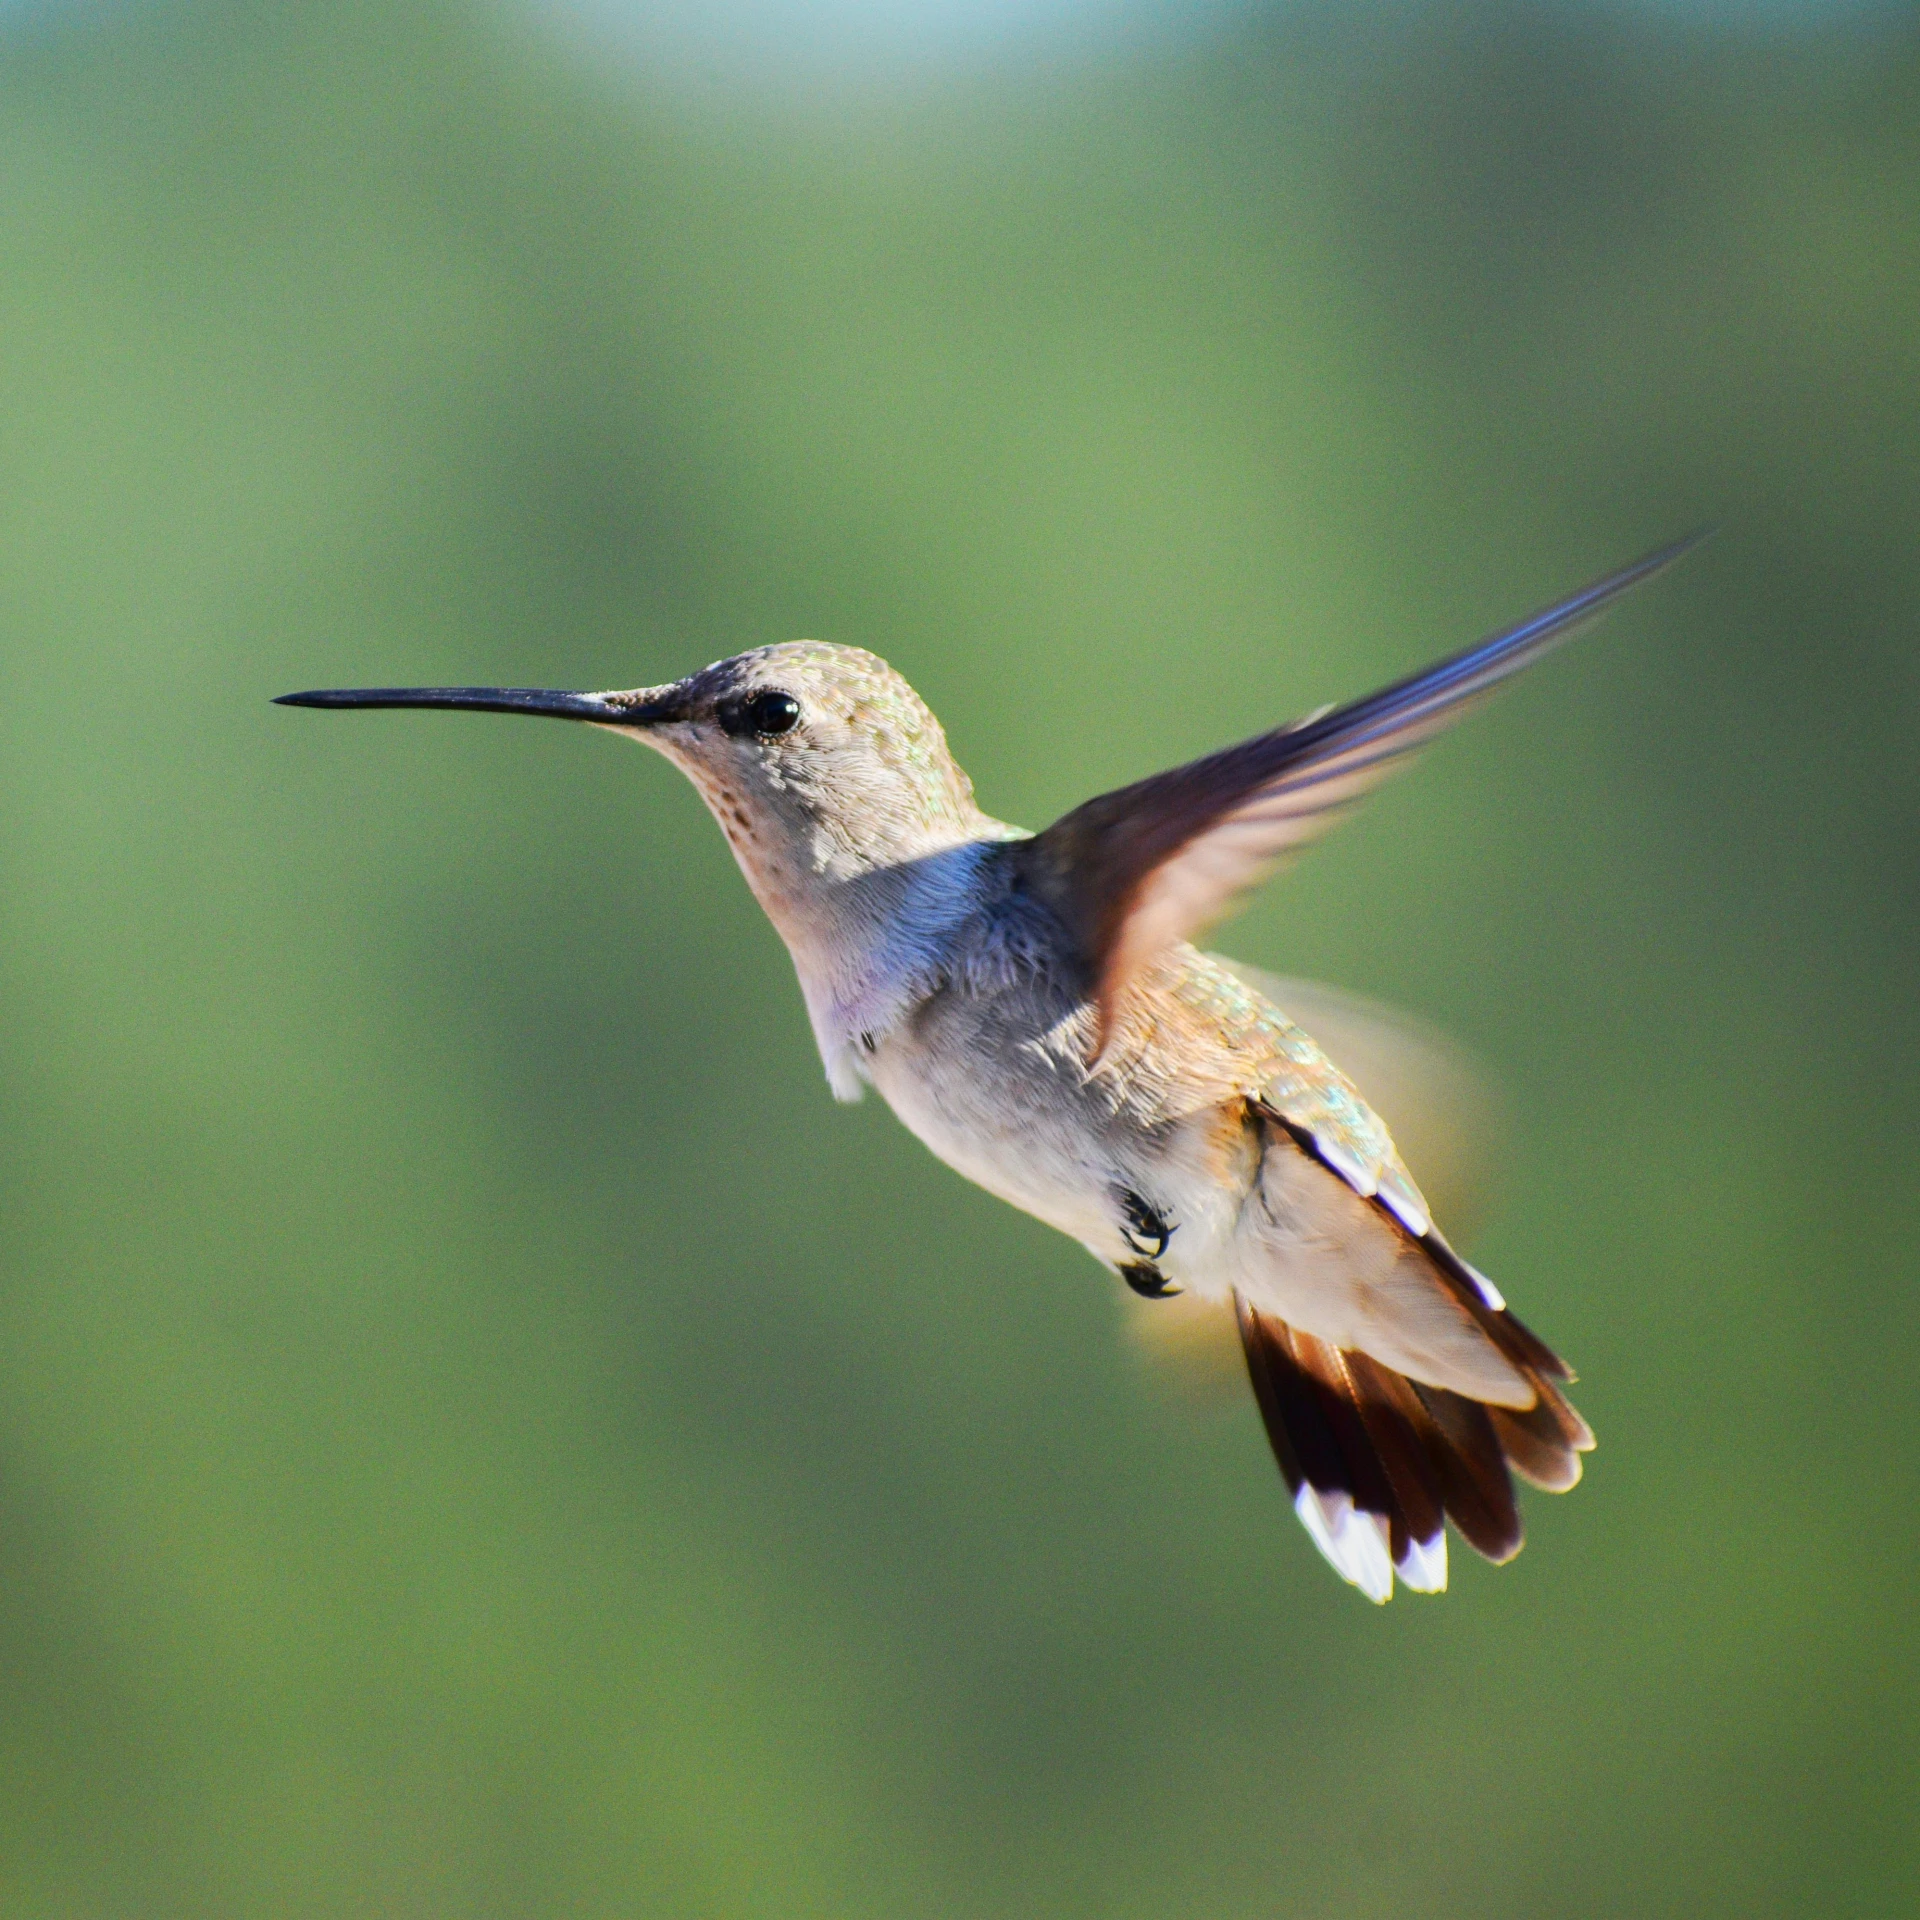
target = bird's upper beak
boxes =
[273,683,689,726]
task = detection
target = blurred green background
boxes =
[0,0,1915,1912]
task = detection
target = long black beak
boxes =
[273,686,683,724]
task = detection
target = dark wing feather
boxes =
[1017,537,1704,1042]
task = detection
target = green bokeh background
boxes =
[1,1,1915,1912]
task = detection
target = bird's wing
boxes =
[1014,537,1701,1046]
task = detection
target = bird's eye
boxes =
[744,690,801,737]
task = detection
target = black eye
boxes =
[744,689,800,737]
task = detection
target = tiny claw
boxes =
[1120,1262,1180,1300]
[1118,1188,1174,1261]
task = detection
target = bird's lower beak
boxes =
[273,684,688,725]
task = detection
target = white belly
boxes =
[866,1039,1120,1251]
[864,1024,1257,1291]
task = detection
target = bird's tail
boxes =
[1233,1292,1592,1602]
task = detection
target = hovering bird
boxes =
[279,537,1697,1600]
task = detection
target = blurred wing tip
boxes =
[1574,527,1714,606]
[1655,522,1716,562]
[1624,525,1715,577]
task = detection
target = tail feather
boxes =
[1237,1297,1398,1600]
[1407,1381,1524,1563]
[1421,1231,1574,1383]
[1337,1347,1447,1568]
[1235,1290,1591,1597]
[1488,1374,1594,1492]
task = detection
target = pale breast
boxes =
[866,1006,1120,1248]
[863,956,1267,1267]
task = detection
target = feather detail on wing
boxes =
[1209,964,1506,1240]
[1126,971,1504,1398]
[1015,536,1704,1051]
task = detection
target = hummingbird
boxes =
[279,536,1697,1601]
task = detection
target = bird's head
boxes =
[609,642,991,897]
[279,642,993,931]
